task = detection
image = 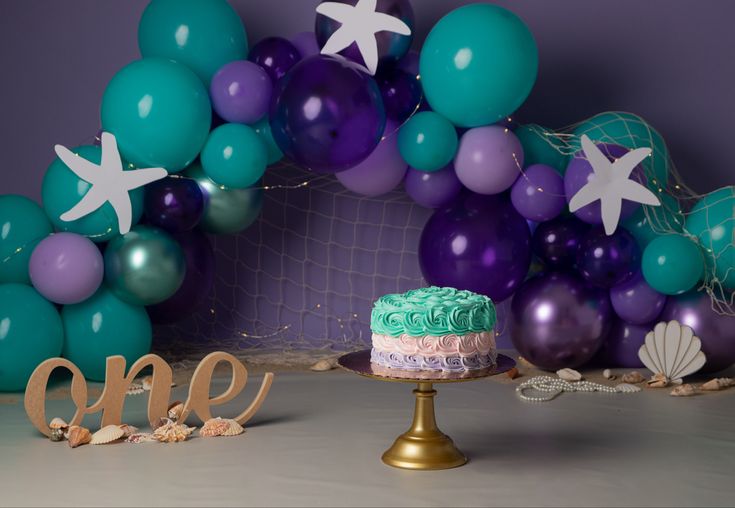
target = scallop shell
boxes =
[49,417,69,430]
[638,320,706,384]
[670,384,697,397]
[126,433,157,444]
[221,419,245,437]
[556,368,582,381]
[118,424,139,438]
[67,426,92,448]
[615,383,642,393]
[621,371,646,384]
[153,420,195,443]
[200,417,231,437]
[90,424,125,445]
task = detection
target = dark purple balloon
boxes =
[610,271,667,324]
[661,291,735,373]
[315,0,414,69]
[404,164,462,209]
[532,216,589,268]
[419,192,531,302]
[577,227,640,288]
[596,319,647,368]
[398,50,419,76]
[270,54,386,173]
[511,271,613,370]
[375,66,422,124]
[290,31,320,59]
[510,164,566,222]
[144,177,204,233]
[249,36,301,83]
[147,229,215,324]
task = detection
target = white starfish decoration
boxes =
[55,132,167,235]
[569,134,661,235]
[316,0,411,75]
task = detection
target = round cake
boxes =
[370,287,497,372]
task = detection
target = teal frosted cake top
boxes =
[370,286,496,337]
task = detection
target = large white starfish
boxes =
[569,134,661,235]
[316,0,411,75]
[56,132,167,235]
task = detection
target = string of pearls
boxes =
[516,375,623,402]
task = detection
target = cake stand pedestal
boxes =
[338,350,515,471]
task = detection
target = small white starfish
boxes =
[569,134,661,235]
[317,0,411,75]
[56,132,167,235]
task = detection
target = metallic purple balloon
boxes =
[270,54,386,173]
[210,60,272,124]
[596,319,647,368]
[577,227,640,288]
[375,66,422,124]
[511,271,613,370]
[398,50,419,76]
[661,291,735,373]
[29,232,104,304]
[610,271,667,324]
[419,192,531,302]
[249,37,301,83]
[532,216,589,268]
[510,163,566,222]
[405,164,462,209]
[144,176,205,233]
[290,31,320,59]
[146,229,215,324]
[315,0,414,69]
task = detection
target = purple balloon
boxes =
[210,60,272,124]
[290,31,320,59]
[511,271,613,370]
[144,176,205,233]
[405,164,463,209]
[596,319,647,368]
[375,66,422,124]
[29,232,103,304]
[577,227,640,288]
[315,0,414,69]
[610,271,667,324]
[419,192,531,302]
[532,216,589,268]
[454,126,523,195]
[398,50,419,76]
[510,164,566,221]
[661,291,735,373]
[335,121,407,197]
[249,37,301,83]
[270,54,386,173]
[147,229,215,324]
[565,143,644,224]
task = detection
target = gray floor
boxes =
[1,368,734,507]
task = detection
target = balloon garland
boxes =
[1,0,735,392]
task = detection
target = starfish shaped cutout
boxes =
[316,0,411,75]
[56,132,167,235]
[569,134,661,235]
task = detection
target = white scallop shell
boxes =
[90,424,125,445]
[615,383,642,393]
[221,419,245,437]
[638,320,706,383]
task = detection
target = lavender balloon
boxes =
[144,176,204,233]
[419,192,531,302]
[610,271,666,325]
[405,164,463,209]
[577,227,640,288]
[454,126,523,195]
[511,272,613,370]
[510,164,566,221]
[249,36,301,83]
[29,232,103,304]
[532,216,589,268]
[596,319,647,368]
[290,31,320,59]
[210,60,272,124]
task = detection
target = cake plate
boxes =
[338,349,515,471]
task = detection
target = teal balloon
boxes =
[184,163,263,234]
[62,287,152,381]
[623,194,683,249]
[138,0,248,86]
[515,124,568,174]
[685,186,735,291]
[642,234,704,296]
[101,58,212,172]
[201,123,268,189]
[252,117,283,165]
[0,284,63,391]
[42,145,143,242]
[419,3,538,127]
[571,112,669,187]
[104,225,186,306]
[397,111,458,172]
[0,195,53,284]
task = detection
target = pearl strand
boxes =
[516,375,621,402]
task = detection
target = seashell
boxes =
[638,320,706,385]
[49,428,65,442]
[670,384,697,397]
[518,356,536,369]
[621,371,646,384]
[141,376,153,391]
[700,377,735,391]
[118,424,139,438]
[200,417,231,437]
[221,419,245,437]
[506,367,520,379]
[126,433,157,444]
[126,383,144,396]
[49,417,68,430]
[556,368,582,382]
[647,372,670,388]
[615,383,642,393]
[168,401,184,421]
[602,369,616,380]
[152,416,172,430]
[310,357,338,372]
[90,424,125,445]
[67,426,92,448]
[153,420,195,443]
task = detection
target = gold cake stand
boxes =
[338,350,515,471]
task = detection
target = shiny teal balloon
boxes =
[104,225,186,306]
[397,111,457,172]
[201,123,268,189]
[101,58,212,172]
[61,287,152,381]
[0,284,64,391]
[138,0,248,86]
[622,194,683,249]
[685,186,735,291]
[184,163,263,234]
[419,3,538,127]
[515,124,568,174]
[42,145,144,242]
[0,195,53,284]
[642,234,704,295]
[252,117,283,165]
